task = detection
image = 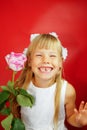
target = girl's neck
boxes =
[32,77,56,88]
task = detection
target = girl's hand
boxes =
[74,101,87,126]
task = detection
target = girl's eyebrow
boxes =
[33,49,58,55]
[34,52,57,55]
[49,52,57,54]
[34,52,42,54]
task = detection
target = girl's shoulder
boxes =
[64,81,76,104]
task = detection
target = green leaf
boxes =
[10,88,18,96]
[0,91,10,104]
[6,81,18,96]
[26,93,35,105]
[19,88,30,96]
[17,94,33,107]
[1,86,12,93]
[19,88,35,104]
[0,107,11,115]
[11,118,25,130]
[7,81,14,88]
[0,101,6,110]
[1,86,18,96]
[1,86,9,91]
[1,113,13,130]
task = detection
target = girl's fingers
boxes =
[74,108,82,122]
[84,102,87,109]
[74,108,78,114]
[79,101,85,111]
[74,101,87,114]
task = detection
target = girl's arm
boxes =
[65,83,87,127]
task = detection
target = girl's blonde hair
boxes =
[15,34,63,129]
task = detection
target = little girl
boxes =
[15,32,87,130]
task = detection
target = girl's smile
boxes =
[38,66,53,73]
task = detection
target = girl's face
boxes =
[30,48,62,86]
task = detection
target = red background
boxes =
[0,0,87,130]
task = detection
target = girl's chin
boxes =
[37,75,54,80]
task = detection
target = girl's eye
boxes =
[36,54,42,57]
[50,55,56,57]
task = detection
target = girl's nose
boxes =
[43,55,50,63]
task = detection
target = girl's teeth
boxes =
[40,68,51,72]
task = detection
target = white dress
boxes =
[21,81,68,130]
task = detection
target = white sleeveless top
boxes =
[21,81,68,130]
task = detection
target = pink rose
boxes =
[5,52,27,71]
